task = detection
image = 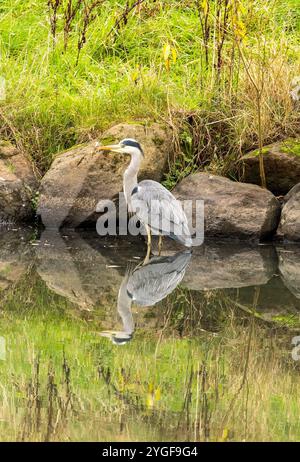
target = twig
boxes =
[106,0,147,39]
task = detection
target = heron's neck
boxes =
[123,153,141,206]
[118,276,134,335]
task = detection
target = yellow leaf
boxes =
[201,0,208,16]
[219,428,229,442]
[131,68,139,83]
[146,394,154,409]
[163,43,171,62]
[155,387,161,401]
[233,16,246,41]
[148,382,154,393]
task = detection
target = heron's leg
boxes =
[158,235,163,256]
[143,224,152,266]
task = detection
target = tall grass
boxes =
[0,0,299,179]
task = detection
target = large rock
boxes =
[0,141,38,224]
[173,173,281,240]
[182,243,277,290]
[37,123,172,229]
[278,183,300,241]
[241,139,300,195]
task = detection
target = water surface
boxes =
[0,228,300,442]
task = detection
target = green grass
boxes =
[0,0,299,177]
[281,139,300,156]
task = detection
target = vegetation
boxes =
[1,256,300,441]
[0,0,299,182]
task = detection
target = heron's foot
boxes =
[142,254,150,266]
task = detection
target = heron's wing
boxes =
[132,180,191,244]
[127,250,192,306]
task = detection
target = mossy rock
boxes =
[0,139,18,158]
[280,138,300,157]
[241,138,300,195]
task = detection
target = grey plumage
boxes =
[127,250,192,306]
[131,180,192,247]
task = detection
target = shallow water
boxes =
[1,228,300,441]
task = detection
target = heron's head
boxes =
[100,330,133,346]
[96,138,144,158]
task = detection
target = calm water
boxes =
[0,228,300,441]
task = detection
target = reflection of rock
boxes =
[278,184,300,241]
[37,123,171,229]
[35,231,145,309]
[173,173,280,240]
[182,243,277,290]
[230,276,300,321]
[0,230,32,290]
[278,247,300,299]
[0,141,38,224]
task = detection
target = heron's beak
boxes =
[95,143,124,153]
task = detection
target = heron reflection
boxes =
[100,250,192,345]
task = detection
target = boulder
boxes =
[241,138,300,195]
[173,173,281,240]
[37,123,172,229]
[0,141,38,224]
[278,183,300,241]
[182,243,277,290]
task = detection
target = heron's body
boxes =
[127,250,192,305]
[131,180,192,247]
[97,138,192,263]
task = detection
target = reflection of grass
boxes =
[1,273,300,441]
[271,314,300,328]
[0,264,12,276]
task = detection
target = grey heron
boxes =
[97,138,192,264]
[100,249,192,345]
